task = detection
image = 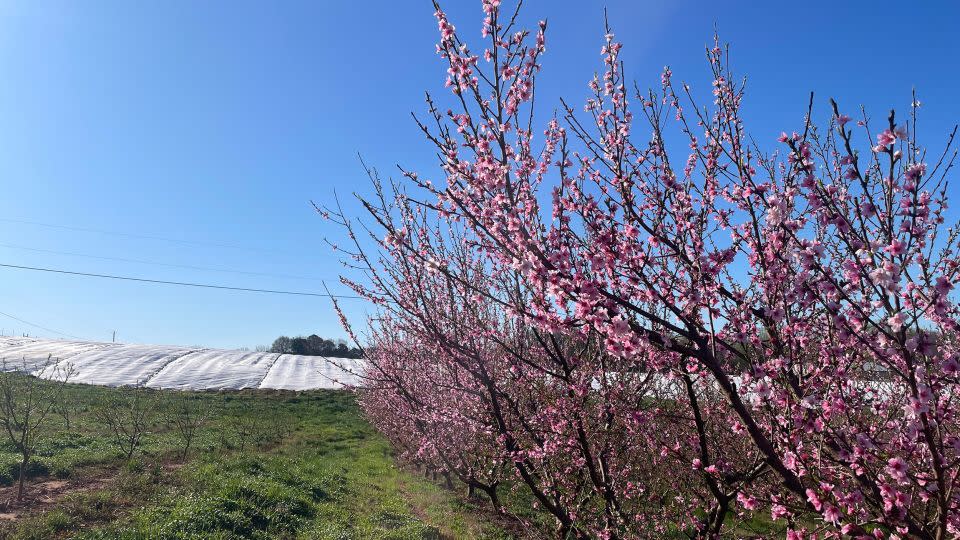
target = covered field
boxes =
[0,336,362,390]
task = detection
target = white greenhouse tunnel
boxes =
[0,336,363,391]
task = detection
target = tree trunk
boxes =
[442,471,454,490]
[480,483,501,514]
[17,454,27,501]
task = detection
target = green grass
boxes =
[0,381,511,540]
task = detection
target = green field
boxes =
[0,377,513,539]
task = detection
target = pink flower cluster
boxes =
[329,2,960,538]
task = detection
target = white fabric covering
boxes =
[0,336,361,390]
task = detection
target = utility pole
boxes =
[112,330,116,343]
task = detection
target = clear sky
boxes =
[0,0,956,349]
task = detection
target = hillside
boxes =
[0,337,363,391]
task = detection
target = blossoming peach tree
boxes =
[327,1,960,538]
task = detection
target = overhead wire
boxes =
[0,242,327,281]
[0,262,362,299]
[0,309,85,340]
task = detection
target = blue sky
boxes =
[0,0,956,349]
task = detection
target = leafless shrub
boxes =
[0,356,74,501]
[95,384,157,460]
[166,392,209,460]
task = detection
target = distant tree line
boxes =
[267,335,362,358]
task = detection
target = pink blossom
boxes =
[884,240,907,256]
[887,312,905,332]
[905,162,926,182]
[737,492,759,511]
[874,129,897,152]
[823,504,841,524]
[887,457,908,482]
[943,356,959,375]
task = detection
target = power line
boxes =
[0,309,85,340]
[0,217,306,257]
[0,242,327,281]
[0,262,361,299]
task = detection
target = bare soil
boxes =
[0,471,114,521]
